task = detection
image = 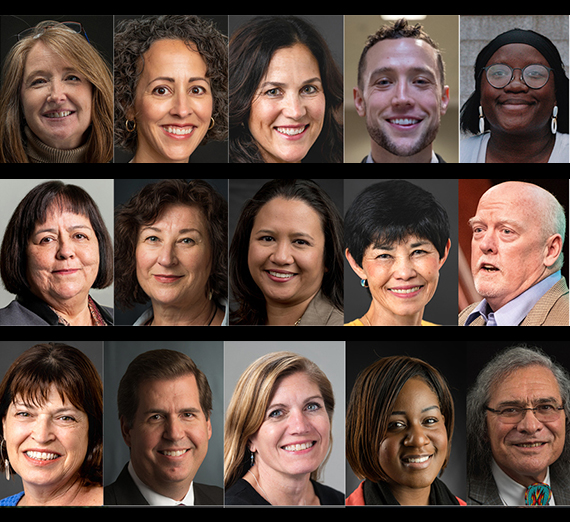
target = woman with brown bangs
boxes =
[346,355,465,506]
[0,20,113,163]
[0,343,103,506]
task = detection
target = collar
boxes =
[492,460,554,506]
[128,461,194,506]
[366,151,440,163]
[466,271,561,326]
[25,126,89,163]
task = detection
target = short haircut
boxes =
[117,349,213,428]
[358,18,446,90]
[345,180,450,268]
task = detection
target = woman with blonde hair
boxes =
[224,351,343,505]
[0,20,113,163]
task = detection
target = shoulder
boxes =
[225,479,269,506]
[346,482,365,505]
[345,319,364,326]
[460,133,488,163]
[0,299,50,326]
[312,481,345,505]
[0,492,24,506]
[194,483,224,506]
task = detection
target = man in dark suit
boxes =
[353,18,451,164]
[467,346,570,505]
[104,350,223,506]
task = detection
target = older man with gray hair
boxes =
[460,181,568,326]
[467,345,570,505]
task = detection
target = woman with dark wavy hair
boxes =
[229,16,343,163]
[114,15,228,163]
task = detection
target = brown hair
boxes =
[114,179,228,311]
[346,356,455,484]
[117,349,213,428]
[0,343,103,487]
[0,180,114,296]
[0,21,113,163]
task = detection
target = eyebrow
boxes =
[267,395,324,411]
[391,405,440,416]
[141,226,203,236]
[494,397,562,408]
[369,66,437,81]
[255,228,315,241]
[259,77,323,90]
[372,240,431,251]
[24,67,78,83]
[33,225,92,237]
[144,407,202,416]
[147,76,210,87]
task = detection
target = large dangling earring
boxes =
[479,106,486,135]
[126,119,137,133]
[1,439,10,481]
[250,451,255,468]
[551,106,558,135]
[209,117,215,131]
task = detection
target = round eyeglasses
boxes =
[482,63,553,90]
[486,403,565,424]
[18,22,90,44]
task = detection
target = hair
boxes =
[461,29,569,136]
[346,355,455,484]
[345,180,450,269]
[0,343,103,487]
[0,180,114,296]
[117,349,212,429]
[358,18,446,91]
[229,15,343,163]
[466,345,570,481]
[224,351,335,489]
[114,179,227,311]
[229,179,344,325]
[0,21,113,163]
[114,15,228,154]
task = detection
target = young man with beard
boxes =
[354,18,450,163]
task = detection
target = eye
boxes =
[152,86,171,96]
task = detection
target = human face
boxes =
[2,387,89,497]
[480,44,557,136]
[249,372,331,481]
[132,39,213,163]
[248,198,327,310]
[21,41,93,150]
[469,182,561,311]
[354,38,449,162]
[121,375,212,501]
[347,236,450,325]
[249,44,326,163]
[379,378,448,505]
[26,208,100,310]
[136,204,212,311]
[486,366,566,486]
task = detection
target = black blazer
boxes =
[104,464,223,506]
[361,153,446,163]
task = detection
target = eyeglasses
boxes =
[18,22,90,44]
[482,63,553,90]
[486,403,565,424]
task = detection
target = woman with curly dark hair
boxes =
[229,16,343,163]
[114,15,228,163]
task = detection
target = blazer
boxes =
[104,464,223,506]
[459,278,569,326]
[361,153,446,163]
[468,467,570,506]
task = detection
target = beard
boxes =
[367,118,440,158]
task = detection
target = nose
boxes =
[392,255,417,280]
[271,241,294,265]
[47,79,67,104]
[163,417,185,441]
[476,230,498,255]
[392,80,414,107]
[56,236,75,260]
[158,243,179,268]
[403,423,430,448]
[32,417,56,444]
[171,91,193,119]
[504,69,529,92]
[516,409,544,433]
[282,94,307,121]
[288,408,310,435]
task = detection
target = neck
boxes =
[20,479,101,507]
[48,295,93,326]
[487,127,555,163]
[265,291,318,326]
[364,300,424,326]
[246,466,317,506]
[25,126,89,164]
[389,482,431,506]
[151,298,218,326]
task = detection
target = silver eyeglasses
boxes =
[18,22,90,44]
[482,63,554,90]
[486,403,565,424]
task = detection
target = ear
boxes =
[346,248,366,280]
[353,87,366,118]
[438,239,452,269]
[120,416,132,448]
[440,86,450,117]
[544,234,563,269]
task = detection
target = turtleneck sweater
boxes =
[25,126,89,163]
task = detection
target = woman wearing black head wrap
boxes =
[461,28,569,163]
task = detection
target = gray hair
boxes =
[467,345,570,480]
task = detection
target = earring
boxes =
[126,119,137,133]
[479,106,486,135]
[250,451,255,468]
[361,279,369,289]
[209,117,215,131]
[551,106,558,135]
[1,439,10,481]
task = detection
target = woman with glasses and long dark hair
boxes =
[460,28,569,163]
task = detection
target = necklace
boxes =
[248,470,270,503]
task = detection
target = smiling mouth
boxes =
[389,286,423,295]
[388,118,422,126]
[163,125,196,137]
[44,111,74,119]
[402,455,432,464]
[160,449,189,457]
[26,451,61,461]
[275,125,309,137]
[266,270,297,281]
[481,264,500,273]
[282,442,315,452]
[515,442,547,449]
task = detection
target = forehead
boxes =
[141,39,207,77]
[486,43,549,68]
[137,374,199,407]
[489,365,562,404]
[365,38,439,76]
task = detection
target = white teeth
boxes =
[45,111,72,118]
[390,118,420,125]
[517,443,544,448]
[276,126,307,136]
[164,126,194,136]
[162,450,188,457]
[483,265,499,271]
[26,451,59,461]
[403,456,430,464]
[283,442,314,452]
[268,271,295,279]
[390,287,421,294]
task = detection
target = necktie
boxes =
[525,483,552,505]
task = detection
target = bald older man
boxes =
[459,181,568,326]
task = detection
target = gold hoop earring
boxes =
[209,118,215,131]
[126,120,137,133]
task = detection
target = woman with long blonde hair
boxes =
[0,21,113,163]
